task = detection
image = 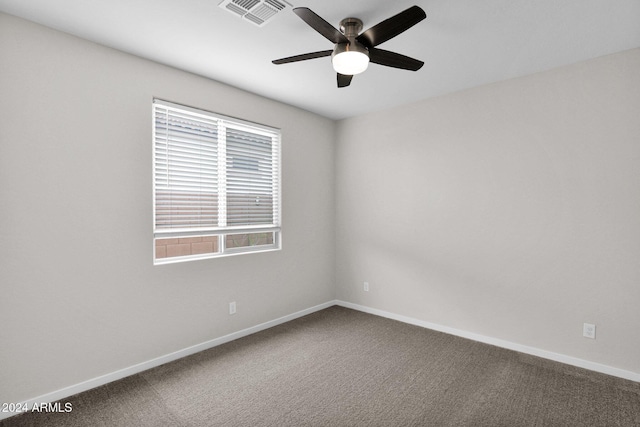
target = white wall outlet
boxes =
[583,323,596,339]
[229,301,237,315]
[363,282,369,292]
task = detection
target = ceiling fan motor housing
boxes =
[339,17,363,37]
[332,17,369,74]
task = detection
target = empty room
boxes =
[1,0,639,425]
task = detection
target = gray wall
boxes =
[0,13,335,403]
[336,48,640,374]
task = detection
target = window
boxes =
[153,99,281,264]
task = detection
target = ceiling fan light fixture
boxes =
[332,43,369,75]
[272,7,426,87]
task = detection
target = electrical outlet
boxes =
[229,301,237,315]
[363,282,369,292]
[583,323,596,339]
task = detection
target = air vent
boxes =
[219,0,291,27]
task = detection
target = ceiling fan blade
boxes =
[337,73,353,88]
[356,5,426,48]
[272,50,333,65]
[369,48,424,71]
[293,7,349,44]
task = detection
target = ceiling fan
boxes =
[272,5,427,88]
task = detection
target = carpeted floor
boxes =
[3,306,640,426]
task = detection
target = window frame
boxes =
[152,99,281,264]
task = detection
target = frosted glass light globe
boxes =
[332,41,370,75]
[332,50,370,75]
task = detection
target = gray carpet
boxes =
[3,306,640,426]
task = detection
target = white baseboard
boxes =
[0,301,336,421]
[335,300,640,383]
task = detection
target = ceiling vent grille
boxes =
[219,0,291,27]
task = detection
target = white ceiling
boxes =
[1,0,639,120]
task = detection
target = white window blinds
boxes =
[226,125,279,227]
[153,99,280,262]
[154,105,220,231]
